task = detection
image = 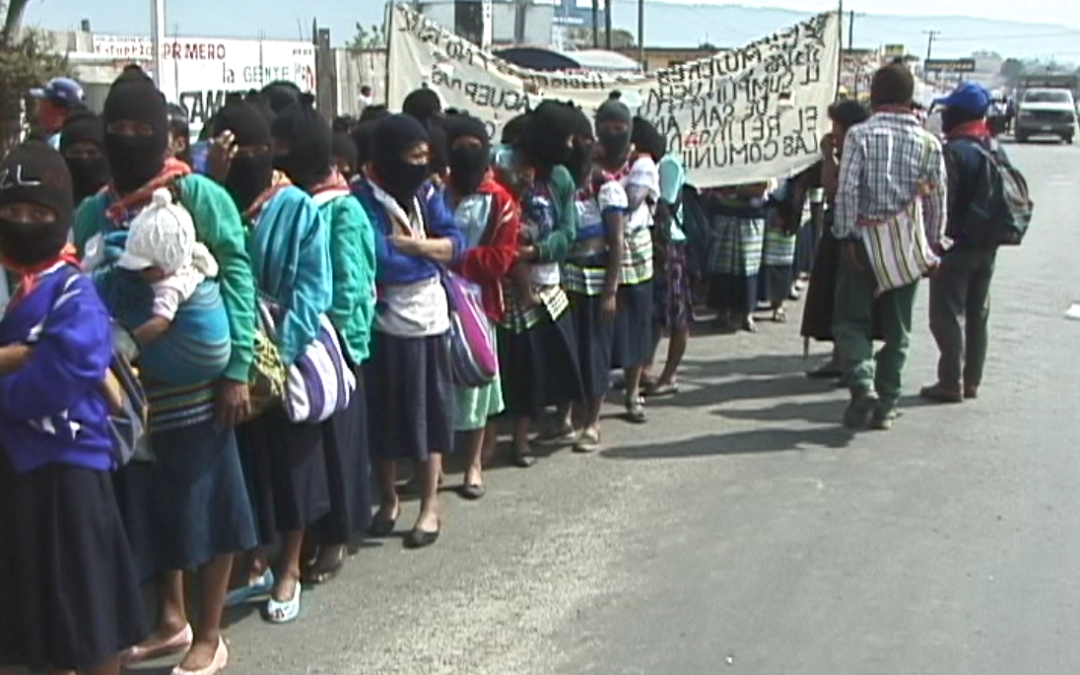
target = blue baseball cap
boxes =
[933,82,991,116]
[28,77,84,107]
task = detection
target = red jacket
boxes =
[452,174,522,322]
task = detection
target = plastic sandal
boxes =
[265,584,302,624]
[224,568,275,608]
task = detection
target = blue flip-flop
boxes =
[265,584,302,624]
[224,569,274,608]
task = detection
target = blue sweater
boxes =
[352,180,464,287]
[249,186,332,366]
[0,264,114,474]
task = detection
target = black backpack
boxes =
[950,137,1033,247]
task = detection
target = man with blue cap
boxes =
[921,81,1000,405]
[27,77,85,150]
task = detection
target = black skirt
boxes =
[707,273,759,315]
[364,332,455,462]
[612,281,655,369]
[800,229,885,342]
[237,407,332,544]
[567,291,616,400]
[497,310,584,418]
[758,264,794,306]
[313,370,372,545]
[0,459,148,672]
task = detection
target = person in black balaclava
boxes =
[594,97,633,172]
[444,113,490,196]
[519,100,578,177]
[270,94,332,191]
[631,115,666,164]
[101,79,170,195]
[260,80,302,116]
[426,123,449,188]
[565,105,595,189]
[402,88,443,126]
[0,141,75,268]
[358,104,390,124]
[60,109,110,205]
[212,99,276,210]
[331,131,359,181]
[350,120,377,172]
[369,114,431,207]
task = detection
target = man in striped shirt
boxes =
[832,63,947,430]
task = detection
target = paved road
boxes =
[136,140,1080,675]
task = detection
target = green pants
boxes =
[833,264,918,410]
[928,247,997,390]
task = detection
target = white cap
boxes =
[118,188,197,275]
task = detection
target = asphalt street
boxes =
[131,139,1080,675]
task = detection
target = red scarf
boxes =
[243,171,293,222]
[4,244,82,308]
[308,169,349,197]
[105,157,192,225]
[948,119,990,141]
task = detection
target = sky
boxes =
[23,0,1080,45]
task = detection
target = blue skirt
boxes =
[612,281,654,369]
[567,291,615,400]
[116,421,259,580]
[365,332,455,462]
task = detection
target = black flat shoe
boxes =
[511,452,536,468]
[404,524,441,549]
[460,483,486,500]
[369,507,400,537]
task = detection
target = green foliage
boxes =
[0,2,71,154]
[348,23,386,51]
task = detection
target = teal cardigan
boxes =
[249,186,333,366]
[318,194,377,365]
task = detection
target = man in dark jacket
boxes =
[921,82,998,404]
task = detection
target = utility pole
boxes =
[592,0,599,48]
[924,30,940,80]
[637,0,645,70]
[847,10,854,51]
[604,0,612,51]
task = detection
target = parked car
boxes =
[1015,88,1077,144]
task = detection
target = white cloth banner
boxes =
[388,4,840,188]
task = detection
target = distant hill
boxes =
[609,2,1080,60]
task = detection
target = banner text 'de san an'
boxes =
[387,4,840,187]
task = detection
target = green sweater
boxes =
[73,174,257,383]
[318,195,377,364]
[536,164,579,264]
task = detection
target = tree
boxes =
[999,58,1025,85]
[348,23,386,51]
[971,50,1002,60]
[565,26,635,49]
[0,1,70,154]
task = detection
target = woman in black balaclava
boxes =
[212,99,278,211]
[564,104,595,190]
[496,100,584,465]
[270,93,377,583]
[595,97,659,424]
[352,113,464,549]
[260,80,302,116]
[331,131,358,180]
[84,77,260,675]
[60,109,110,205]
[402,87,443,126]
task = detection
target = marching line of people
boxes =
[0,59,1028,675]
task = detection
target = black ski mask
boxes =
[214,101,275,210]
[0,141,74,267]
[60,111,110,204]
[445,114,491,195]
[520,101,579,175]
[565,106,595,188]
[372,114,431,207]
[271,94,332,189]
[595,99,633,166]
[102,79,169,194]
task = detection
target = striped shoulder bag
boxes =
[858,133,941,295]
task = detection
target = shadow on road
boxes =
[601,425,856,460]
